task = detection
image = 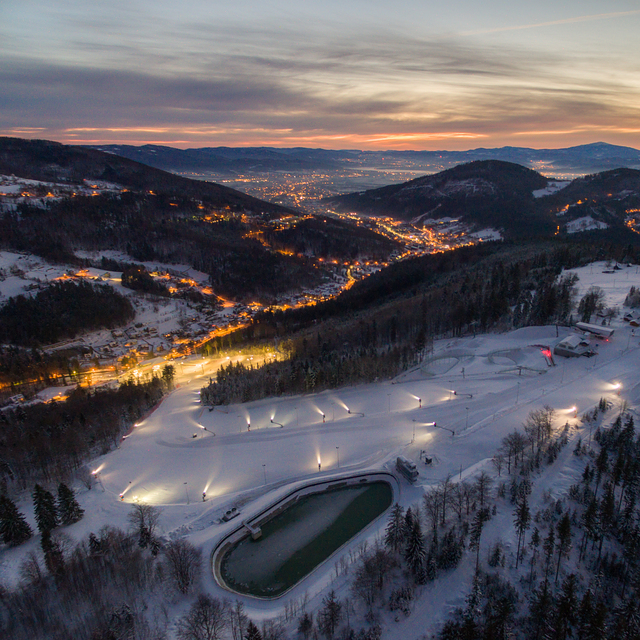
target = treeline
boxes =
[1,192,329,300]
[0,345,80,393]
[263,216,399,262]
[201,344,419,405]
[0,280,134,347]
[0,377,167,490]
[200,241,617,406]
[437,405,640,640]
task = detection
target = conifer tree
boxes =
[57,482,84,525]
[543,526,555,583]
[555,513,572,583]
[317,590,342,640]
[297,612,313,640]
[244,621,262,640]
[40,530,64,577]
[469,507,490,572]
[405,518,426,578]
[514,494,531,569]
[32,484,58,535]
[529,526,540,584]
[0,494,32,545]
[384,503,405,553]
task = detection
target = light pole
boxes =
[184,482,190,505]
[336,446,340,468]
[262,464,267,485]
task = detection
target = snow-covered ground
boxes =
[2,262,640,634]
[565,215,609,234]
[532,181,571,198]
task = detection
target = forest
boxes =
[0,376,168,491]
[201,238,640,407]
[0,280,134,347]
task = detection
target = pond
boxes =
[219,481,393,597]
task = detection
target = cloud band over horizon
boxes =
[1,1,639,150]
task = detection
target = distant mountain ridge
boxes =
[328,160,640,240]
[0,136,293,217]
[87,141,640,176]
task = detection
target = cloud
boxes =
[459,10,640,36]
[1,25,639,149]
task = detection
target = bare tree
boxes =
[228,600,248,640]
[128,503,162,548]
[439,475,453,527]
[423,487,441,536]
[176,595,229,640]
[492,453,505,477]
[164,538,202,594]
[474,472,493,510]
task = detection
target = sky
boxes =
[1,0,640,150]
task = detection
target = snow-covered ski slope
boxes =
[3,262,640,624]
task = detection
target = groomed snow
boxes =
[2,261,640,633]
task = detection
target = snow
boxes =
[532,181,571,198]
[565,215,609,234]
[468,228,502,242]
[2,261,640,635]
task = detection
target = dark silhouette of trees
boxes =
[56,482,84,525]
[176,595,229,640]
[0,494,32,545]
[164,538,202,595]
[32,484,58,535]
[0,280,134,347]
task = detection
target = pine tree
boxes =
[384,503,405,553]
[297,612,313,640]
[529,526,540,584]
[57,482,84,525]
[32,484,58,535]
[514,494,531,569]
[555,513,572,583]
[469,507,490,572]
[41,530,64,577]
[0,494,32,545]
[317,590,342,640]
[244,621,262,640]
[543,525,555,583]
[404,518,426,578]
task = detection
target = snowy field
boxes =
[2,261,640,634]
